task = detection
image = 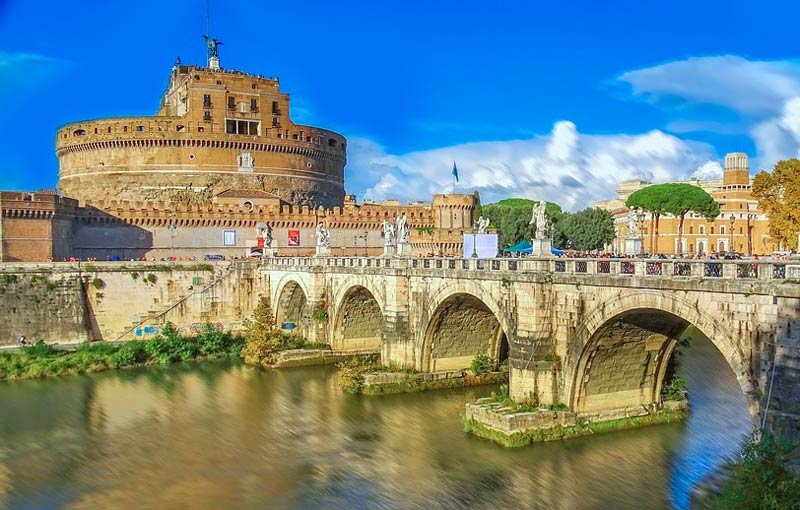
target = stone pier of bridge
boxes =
[261,256,800,438]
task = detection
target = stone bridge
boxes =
[260,255,800,435]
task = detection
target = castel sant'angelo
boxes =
[0,38,476,262]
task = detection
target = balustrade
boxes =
[704,262,722,278]
[259,256,795,287]
[736,263,758,279]
[646,261,662,276]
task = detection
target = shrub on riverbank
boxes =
[0,323,243,381]
[240,297,330,367]
[712,430,800,510]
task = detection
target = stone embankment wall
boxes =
[0,261,262,346]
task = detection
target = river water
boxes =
[0,333,751,510]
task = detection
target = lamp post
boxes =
[363,231,368,257]
[729,214,736,255]
[745,209,752,255]
[636,209,646,255]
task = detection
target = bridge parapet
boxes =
[261,256,797,287]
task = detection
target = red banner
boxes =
[288,230,300,246]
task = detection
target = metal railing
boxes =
[260,256,797,283]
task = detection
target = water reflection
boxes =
[0,335,750,510]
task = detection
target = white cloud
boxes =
[619,55,800,172]
[619,55,800,117]
[345,55,800,209]
[346,121,719,211]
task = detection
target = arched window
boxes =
[73,129,86,136]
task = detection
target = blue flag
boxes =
[452,161,459,182]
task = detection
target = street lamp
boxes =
[746,203,755,256]
[636,209,646,255]
[729,214,736,255]
[471,222,478,258]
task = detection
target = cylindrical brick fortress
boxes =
[56,63,346,208]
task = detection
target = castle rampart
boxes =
[56,62,347,208]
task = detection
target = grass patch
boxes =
[0,323,244,382]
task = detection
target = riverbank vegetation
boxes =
[708,430,800,510]
[240,298,329,367]
[0,323,243,381]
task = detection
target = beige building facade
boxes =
[596,153,779,256]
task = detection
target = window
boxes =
[272,101,279,114]
[251,83,257,89]
[203,111,212,121]
[107,127,112,133]
[720,226,726,235]
[176,125,185,132]
[739,227,743,234]
[73,129,86,136]
[228,96,235,110]
[216,80,222,85]
[225,119,260,135]
[250,98,258,112]
[136,125,145,132]
[699,225,705,234]
[689,226,693,234]
[203,94,212,107]
[223,230,236,246]
[123,126,128,132]
[328,138,337,147]
[272,116,279,127]
[198,126,205,132]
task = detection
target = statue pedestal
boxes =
[382,244,395,257]
[396,242,410,257]
[315,246,331,257]
[625,237,644,256]
[530,238,552,256]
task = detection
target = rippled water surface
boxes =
[0,333,751,510]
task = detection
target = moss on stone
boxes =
[359,370,508,395]
[464,407,688,447]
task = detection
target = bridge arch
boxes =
[273,276,310,337]
[332,284,384,351]
[567,290,757,420]
[421,283,509,372]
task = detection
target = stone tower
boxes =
[56,45,347,208]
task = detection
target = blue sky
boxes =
[2,0,800,209]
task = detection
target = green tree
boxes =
[662,183,719,254]
[480,198,564,248]
[752,159,800,251]
[559,208,615,252]
[626,184,672,254]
